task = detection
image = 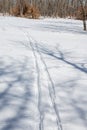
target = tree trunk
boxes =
[79,0,86,31]
[83,19,86,30]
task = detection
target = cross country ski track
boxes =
[21,29,63,130]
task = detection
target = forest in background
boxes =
[0,0,87,30]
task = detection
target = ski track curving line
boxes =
[21,29,63,130]
[22,30,44,130]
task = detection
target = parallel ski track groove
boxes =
[22,30,63,130]
[23,30,44,130]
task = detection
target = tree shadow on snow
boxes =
[38,44,87,74]
[38,43,87,128]
[35,19,87,35]
[55,78,87,128]
[39,23,87,35]
[0,56,35,130]
[9,19,87,35]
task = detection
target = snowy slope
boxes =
[0,16,87,130]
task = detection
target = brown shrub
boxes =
[76,6,87,20]
[10,3,40,19]
[26,5,40,19]
[10,5,20,16]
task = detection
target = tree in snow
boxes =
[78,0,87,30]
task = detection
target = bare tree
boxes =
[79,0,87,30]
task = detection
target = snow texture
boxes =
[0,16,87,130]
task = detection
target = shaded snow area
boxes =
[0,16,87,130]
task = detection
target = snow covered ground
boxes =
[0,16,87,130]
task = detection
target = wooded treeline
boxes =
[0,0,87,18]
[0,0,87,30]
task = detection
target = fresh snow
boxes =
[0,16,87,130]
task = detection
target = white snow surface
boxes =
[0,16,87,130]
